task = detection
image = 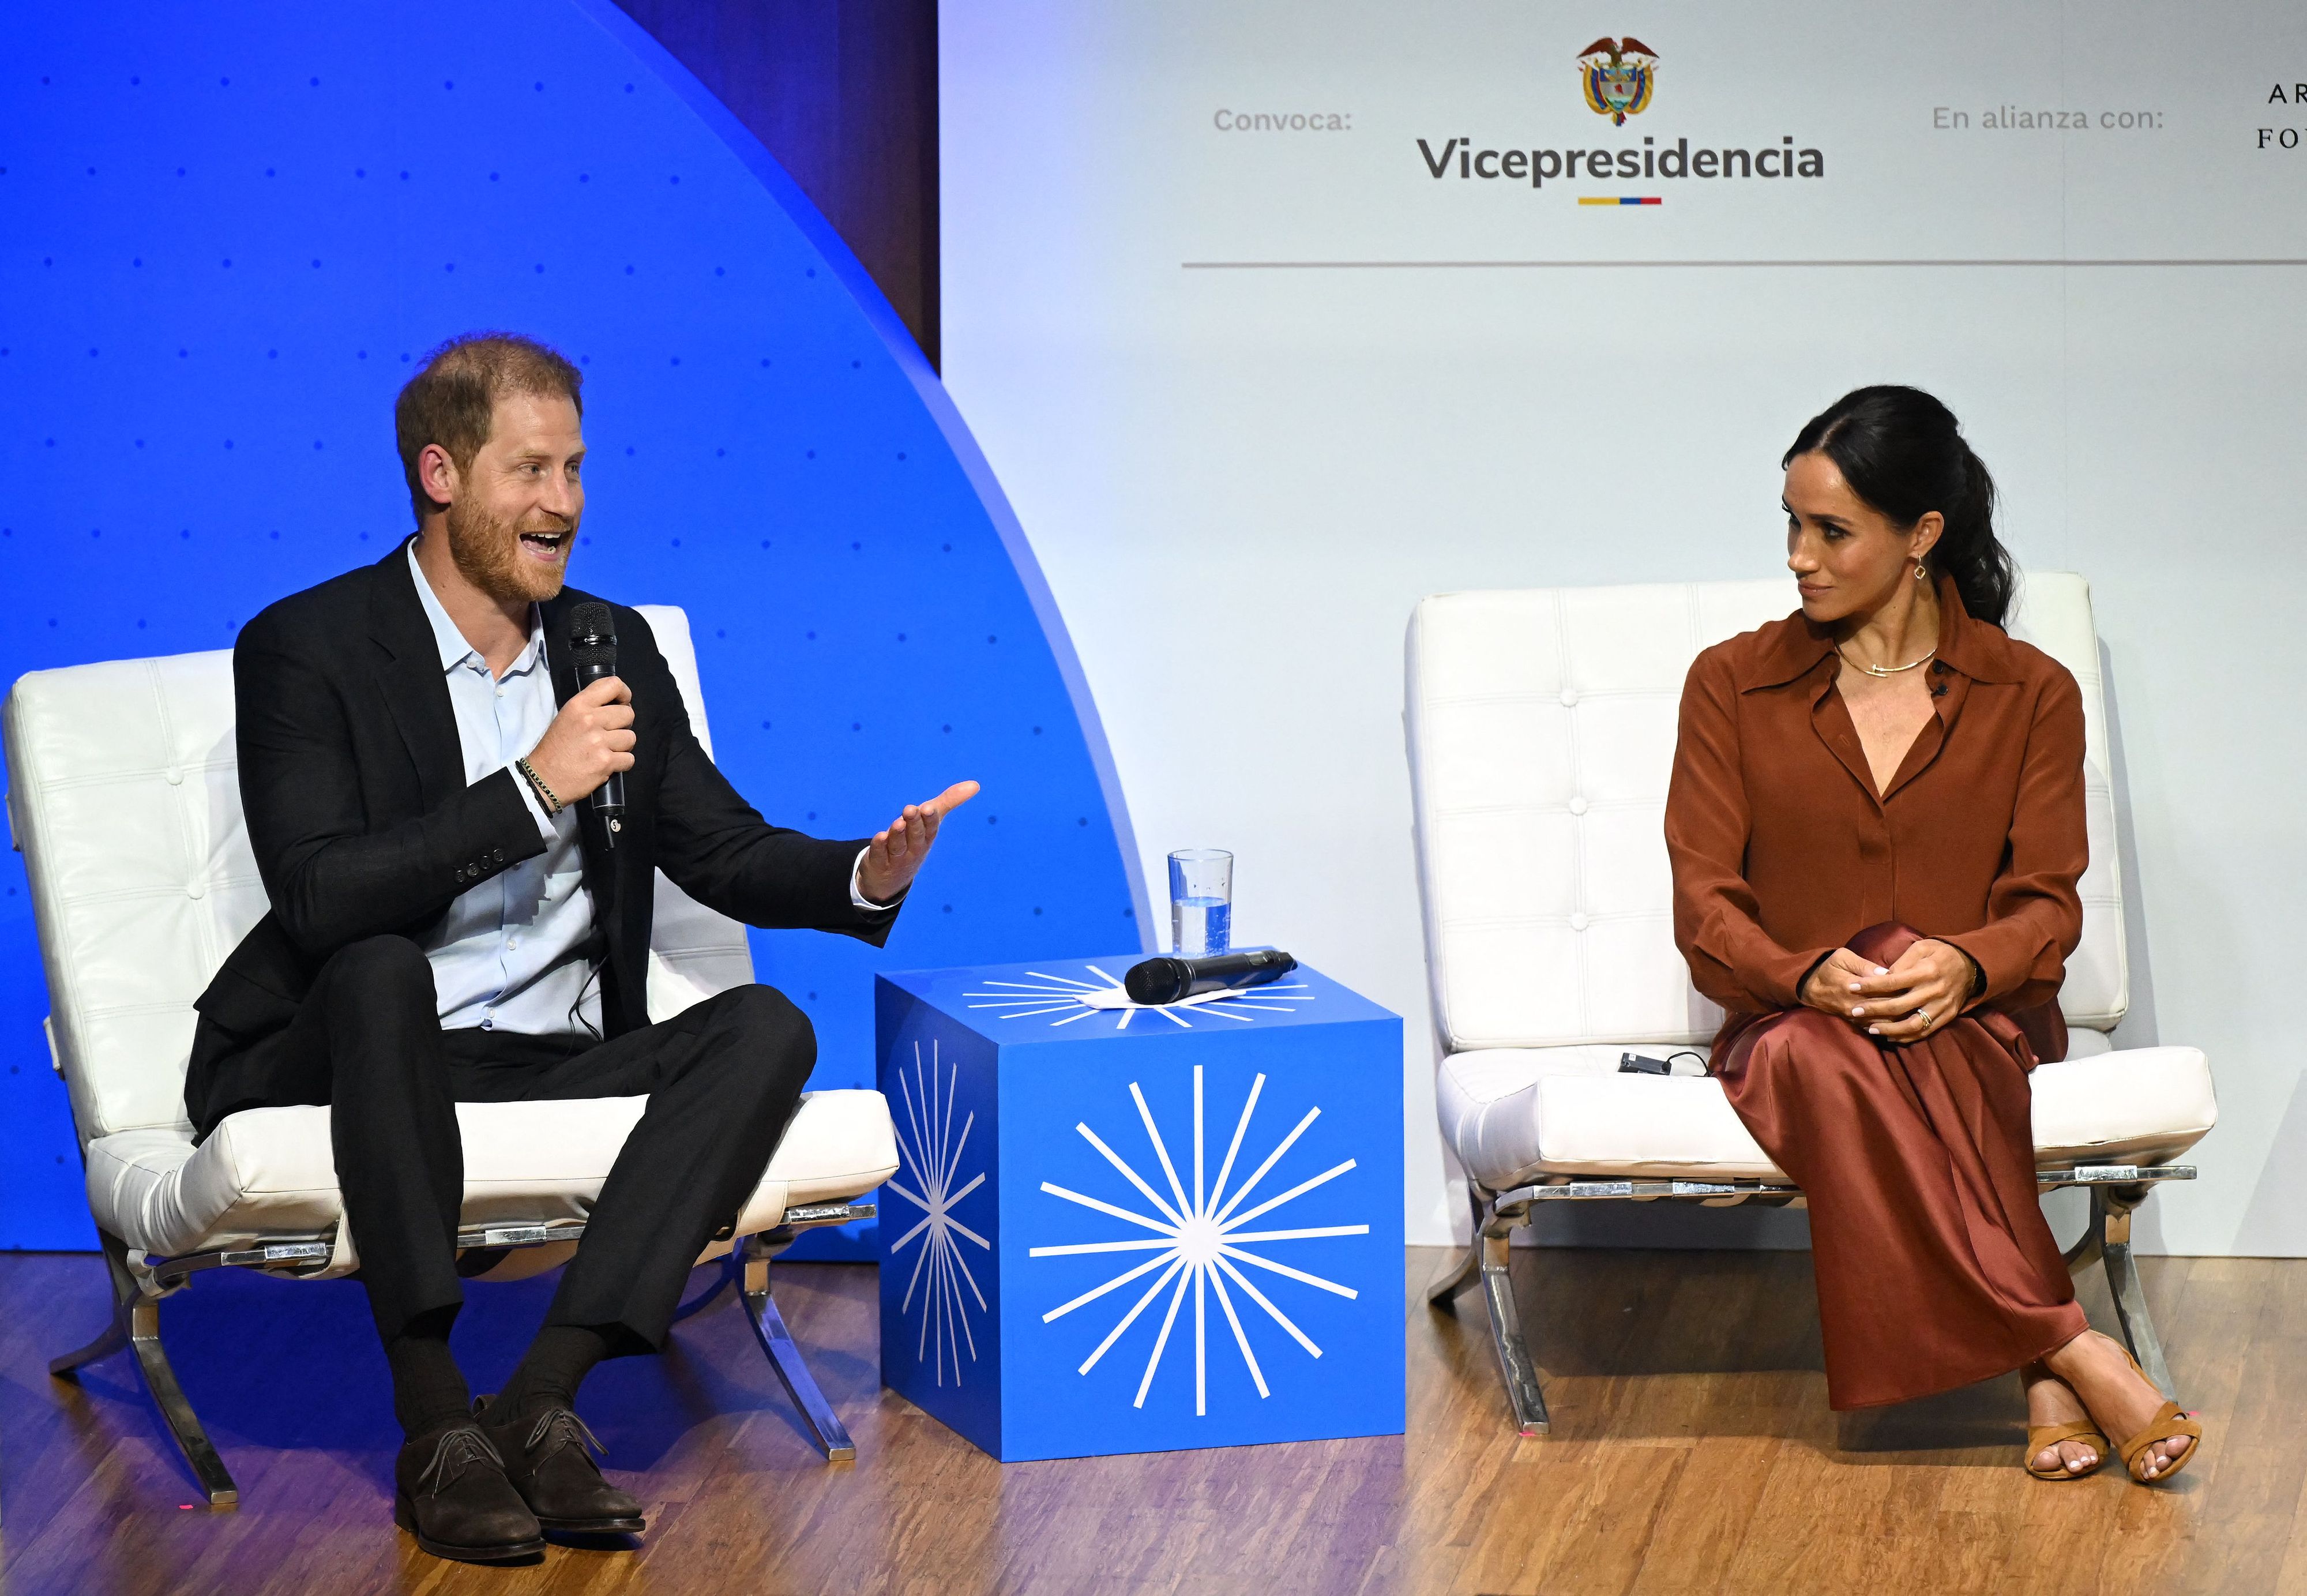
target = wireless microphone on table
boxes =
[565,602,625,846]
[1123,948,1297,1007]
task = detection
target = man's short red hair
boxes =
[393,333,583,525]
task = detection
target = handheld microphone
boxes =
[1124,948,1297,1007]
[565,602,624,847]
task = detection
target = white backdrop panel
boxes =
[941,0,2307,1252]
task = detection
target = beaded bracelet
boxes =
[515,756,562,816]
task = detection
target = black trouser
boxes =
[266,934,815,1350]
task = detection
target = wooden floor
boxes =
[1,1244,2301,1595]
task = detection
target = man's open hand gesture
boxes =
[859,781,980,906]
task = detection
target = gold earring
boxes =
[1914,562,1926,581]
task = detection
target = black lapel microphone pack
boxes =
[1123,948,1297,1007]
[565,602,626,846]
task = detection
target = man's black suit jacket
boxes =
[185,539,898,1138]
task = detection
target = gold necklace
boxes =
[1840,643,1937,677]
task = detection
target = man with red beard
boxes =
[185,333,976,1564]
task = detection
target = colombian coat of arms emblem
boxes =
[1578,36,1658,125]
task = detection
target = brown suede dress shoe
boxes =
[476,1399,647,1535]
[393,1419,546,1563]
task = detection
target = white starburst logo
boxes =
[965,963,1314,1030]
[887,1041,990,1386]
[1028,1066,1368,1415]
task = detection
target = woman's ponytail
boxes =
[1936,446,2016,628]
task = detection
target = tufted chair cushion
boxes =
[1406,574,2126,1052]
[5,606,896,1259]
[1406,573,2214,1191]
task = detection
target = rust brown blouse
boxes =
[1665,576,2088,1030]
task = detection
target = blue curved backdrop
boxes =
[0,0,1149,1252]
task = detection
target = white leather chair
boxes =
[1406,574,2217,1436]
[3,607,899,1504]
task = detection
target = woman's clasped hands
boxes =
[1799,938,1978,1042]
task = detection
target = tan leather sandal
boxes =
[2025,1419,2110,1480]
[2113,1348,2203,1486]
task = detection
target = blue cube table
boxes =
[874,955,1404,1462]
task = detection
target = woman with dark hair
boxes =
[1665,385,2201,1484]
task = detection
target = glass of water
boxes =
[1168,848,1233,956]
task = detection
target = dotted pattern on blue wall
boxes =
[0,1,1141,1255]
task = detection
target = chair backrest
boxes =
[1404,573,2126,1054]
[3,606,757,1146]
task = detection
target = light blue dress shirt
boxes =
[406,540,888,1038]
[408,541,600,1037]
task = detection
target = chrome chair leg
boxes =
[1476,1221,1550,1436]
[1426,1245,1480,1303]
[735,1236,856,1462]
[48,1308,129,1375]
[52,1232,239,1507]
[1424,1180,1485,1304]
[1432,1185,1550,1436]
[2094,1185,2177,1399]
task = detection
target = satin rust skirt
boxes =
[1711,921,2088,1410]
